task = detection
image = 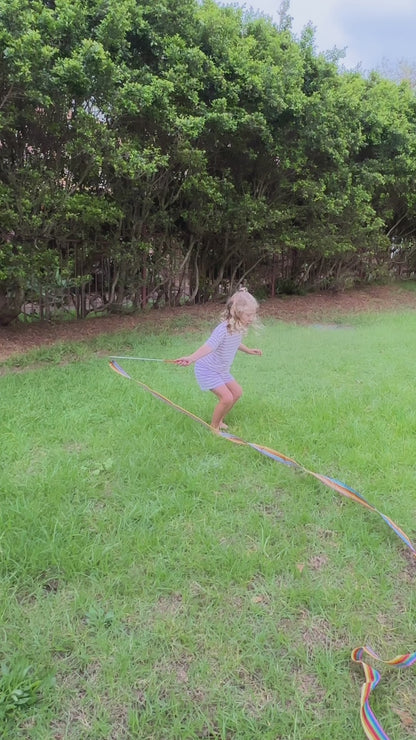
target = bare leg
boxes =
[210,381,242,430]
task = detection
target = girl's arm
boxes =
[174,343,213,366]
[238,343,262,356]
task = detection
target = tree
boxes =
[2,0,416,323]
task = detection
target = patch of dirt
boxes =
[1,284,416,363]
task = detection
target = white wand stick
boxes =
[109,355,175,363]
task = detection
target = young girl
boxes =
[174,290,262,431]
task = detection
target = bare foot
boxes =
[219,422,229,430]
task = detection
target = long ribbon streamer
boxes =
[109,360,416,559]
[109,360,416,739]
[351,646,416,739]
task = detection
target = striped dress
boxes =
[194,321,243,391]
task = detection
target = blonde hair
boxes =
[223,289,259,334]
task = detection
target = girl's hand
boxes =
[174,357,193,366]
[249,348,262,356]
[173,343,212,366]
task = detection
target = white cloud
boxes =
[235,0,416,70]
[345,0,413,10]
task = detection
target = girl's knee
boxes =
[213,387,234,404]
[233,384,243,401]
[226,381,242,401]
[224,389,236,404]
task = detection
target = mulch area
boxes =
[1,284,416,363]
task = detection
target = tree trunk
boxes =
[0,283,23,325]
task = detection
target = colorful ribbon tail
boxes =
[109,360,132,379]
[351,646,416,740]
[109,362,416,740]
[108,361,416,560]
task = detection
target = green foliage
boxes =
[0,660,55,721]
[85,605,116,629]
[1,0,416,321]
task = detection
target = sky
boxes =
[232,0,416,73]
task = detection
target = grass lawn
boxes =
[0,307,415,739]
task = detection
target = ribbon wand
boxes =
[108,356,176,363]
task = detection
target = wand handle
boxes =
[108,356,176,363]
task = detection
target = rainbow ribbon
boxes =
[109,361,416,560]
[351,646,416,739]
[109,360,416,739]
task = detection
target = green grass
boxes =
[0,309,415,738]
